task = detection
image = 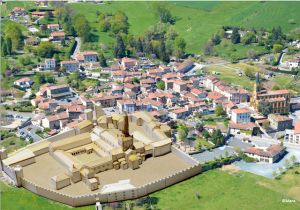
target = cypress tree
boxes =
[115,35,125,58]
[136,38,143,53]
[1,42,7,57]
[98,53,107,67]
[6,37,12,55]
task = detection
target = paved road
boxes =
[71,37,81,60]
[1,99,28,106]
[24,15,43,24]
[6,111,41,120]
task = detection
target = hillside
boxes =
[68,1,300,54]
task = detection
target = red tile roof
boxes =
[51,32,65,37]
[172,108,188,114]
[232,108,251,114]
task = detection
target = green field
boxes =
[150,168,300,210]
[197,138,214,149]
[168,1,220,11]
[270,74,294,88]
[228,1,300,33]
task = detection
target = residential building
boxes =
[207,91,227,101]
[61,60,79,73]
[231,108,251,124]
[81,97,93,107]
[14,77,33,89]
[173,80,187,93]
[239,89,248,103]
[42,112,69,129]
[191,88,206,98]
[1,90,18,98]
[82,51,98,62]
[112,71,126,82]
[47,24,59,30]
[206,75,220,90]
[287,59,299,69]
[37,58,56,71]
[46,84,72,100]
[32,11,54,17]
[229,122,257,135]
[268,114,293,131]
[173,59,193,73]
[86,86,97,95]
[50,32,65,41]
[24,37,38,46]
[244,145,286,164]
[111,86,123,95]
[171,108,189,119]
[285,121,300,145]
[31,95,46,107]
[38,99,57,113]
[121,57,136,69]
[90,94,122,108]
[149,109,168,122]
[159,65,171,74]
[13,7,27,16]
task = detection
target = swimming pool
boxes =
[92,74,100,78]
[218,146,226,150]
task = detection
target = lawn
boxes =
[270,74,294,88]
[150,169,300,210]
[228,1,300,33]
[1,133,29,153]
[226,62,259,72]
[167,1,220,11]
[202,65,255,91]
[197,138,214,149]
[215,43,269,60]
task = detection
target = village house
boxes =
[121,57,136,69]
[149,109,168,122]
[173,80,187,93]
[229,122,257,135]
[38,99,58,113]
[61,60,79,73]
[24,37,38,46]
[14,77,33,89]
[31,95,46,107]
[268,114,293,131]
[111,86,123,95]
[86,86,97,95]
[46,84,72,100]
[207,91,227,102]
[47,24,59,31]
[50,32,65,42]
[285,121,300,145]
[173,59,193,73]
[124,91,137,100]
[90,94,122,108]
[171,108,189,119]
[112,71,126,82]
[159,64,171,74]
[80,97,93,107]
[100,65,120,75]
[67,105,85,119]
[239,89,248,103]
[287,59,299,69]
[191,88,206,99]
[37,58,56,71]
[124,83,139,93]
[1,90,18,98]
[206,76,220,90]
[12,7,27,16]
[231,108,251,124]
[42,112,69,129]
[82,51,98,62]
[32,11,54,17]
[244,145,286,164]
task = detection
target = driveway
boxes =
[71,37,81,60]
[23,89,32,100]
[233,148,300,178]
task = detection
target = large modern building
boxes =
[0,107,201,207]
[244,145,286,164]
[46,84,72,99]
[250,72,290,113]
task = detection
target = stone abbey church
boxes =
[250,72,290,114]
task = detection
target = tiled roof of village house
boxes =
[124,83,135,89]
[232,108,251,114]
[122,57,136,63]
[82,51,97,55]
[258,90,289,96]
[48,84,69,90]
[75,54,84,60]
[204,124,217,129]
[162,72,177,78]
[113,70,127,75]
[268,114,292,122]
[48,24,59,27]
[148,69,164,74]
[32,95,45,102]
[191,88,203,95]
[81,97,92,103]
[239,89,248,94]
[207,92,227,100]
[38,102,49,109]
[112,86,123,91]
[228,122,256,130]
[172,108,188,114]
[266,97,286,102]
[16,77,31,83]
[294,121,300,135]
[288,59,299,62]
[61,60,79,64]
[91,94,122,102]
[207,75,219,81]
[140,79,155,84]
[71,101,83,106]
[125,91,136,96]
[66,121,79,129]
[51,32,65,36]
[174,80,186,85]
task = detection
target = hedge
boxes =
[266,67,296,75]
[69,39,77,55]
[19,110,33,112]
[14,73,36,77]
[189,150,202,155]
[239,153,257,162]
[13,85,26,92]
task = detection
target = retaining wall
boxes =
[47,129,76,143]
[171,146,199,166]
[3,164,17,184]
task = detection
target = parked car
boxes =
[61,99,65,101]
[12,102,15,104]
[28,136,31,139]
[20,131,24,135]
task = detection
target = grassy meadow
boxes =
[167,1,221,11]
[150,168,300,210]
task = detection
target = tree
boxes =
[272,170,277,178]
[60,66,67,74]
[16,91,25,101]
[218,29,225,38]
[215,105,223,116]
[173,48,183,62]
[262,120,269,130]
[6,23,22,49]
[216,138,220,147]
[37,41,55,58]
[53,53,60,63]
[161,52,170,63]
[24,55,31,65]
[61,38,65,46]
[225,151,228,157]
[38,74,46,84]
[98,53,107,67]
[168,120,176,129]
[6,36,12,55]
[198,125,204,133]
[288,19,295,24]
[1,41,8,57]
[174,36,186,53]
[280,141,283,146]
[151,1,173,23]
[231,27,240,44]
[278,166,284,174]
[136,38,143,53]
[99,21,108,32]
[245,67,254,78]
[290,155,297,164]
[29,138,34,144]
[74,16,91,43]
[246,49,257,60]
[272,85,279,91]
[230,54,237,63]
[219,154,222,159]
[202,42,215,56]
[211,34,221,45]
[258,99,272,116]
[164,25,178,40]
[202,130,210,140]
[114,35,126,58]
[233,146,242,153]
[273,44,283,52]
[178,129,187,150]
[44,11,51,21]
[284,159,290,169]
[157,81,165,90]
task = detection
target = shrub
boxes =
[13,85,26,91]
[239,153,256,162]
[295,171,299,174]
[221,157,230,163]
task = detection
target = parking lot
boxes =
[102,107,120,115]
[17,125,43,143]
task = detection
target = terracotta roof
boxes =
[172,108,188,114]
[75,54,84,60]
[61,60,79,64]
[82,51,97,55]
[51,32,65,36]
[229,122,256,130]
[81,97,91,103]
[204,124,217,129]
[66,121,79,129]
[268,114,292,122]
[207,75,220,81]
[207,92,227,100]
[174,80,186,85]
[295,121,300,135]
[244,145,285,157]
[48,24,59,27]
[191,88,203,95]
[232,108,251,114]
[16,77,31,83]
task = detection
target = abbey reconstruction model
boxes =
[250,71,290,113]
[1,103,201,207]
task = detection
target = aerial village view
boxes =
[1,1,300,210]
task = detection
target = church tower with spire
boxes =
[118,112,133,151]
[249,71,261,110]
